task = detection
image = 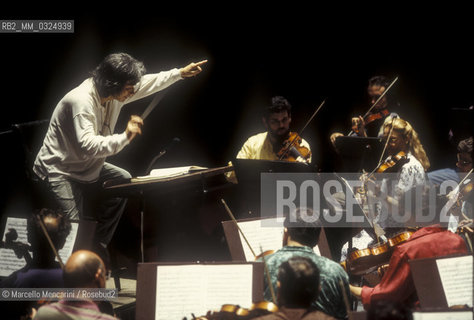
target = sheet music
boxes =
[237,218,285,261]
[436,255,473,307]
[0,217,28,277]
[155,264,253,320]
[57,222,79,264]
[237,217,320,261]
[413,311,473,320]
[0,217,78,277]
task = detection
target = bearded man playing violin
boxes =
[236,96,312,163]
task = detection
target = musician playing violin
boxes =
[330,76,399,148]
[236,96,312,163]
[0,208,72,319]
[339,117,431,265]
[349,185,469,310]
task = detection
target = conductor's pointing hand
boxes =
[180,60,208,78]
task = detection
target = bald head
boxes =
[63,250,106,288]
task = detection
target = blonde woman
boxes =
[380,116,430,198]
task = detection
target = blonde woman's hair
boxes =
[383,117,430,171]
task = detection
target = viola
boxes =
[277,132,311,163]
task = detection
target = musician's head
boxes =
[368,76,391,110]
[456,136,473,172]
[27,208,71,259]
[262,96,292,141]
[63,250,107,289]
[277,256,320,308]
[283,207,322,248]
[382,117,430,170]
[92,52,146,102]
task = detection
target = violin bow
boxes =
[220,199,277,304]
[221,199,257,258]
[36,213,65,269]
[278,99,326,161]
[259,245,277,305]
[348,76,399,136]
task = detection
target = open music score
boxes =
[103,165,234,190]
[155,264,253,320]
[135,262,263,320]
[436,255,473,307]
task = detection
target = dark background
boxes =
[1,6,473,244]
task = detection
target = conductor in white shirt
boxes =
[33,52,207,262]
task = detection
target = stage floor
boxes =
[107,277,136,320]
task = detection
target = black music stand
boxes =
[334,136,384,172]
[233,159,314,217]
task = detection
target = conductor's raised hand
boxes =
[180,60,208,78]
[125,115,144,142]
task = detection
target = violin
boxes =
[255,250,275,261]
[364,108,390,125]
[353,108,390,135]
[277,132,311,163]
[341,230,415,276]
[277,99,326,163]
[375,151,409,173]
[193,302,278,320]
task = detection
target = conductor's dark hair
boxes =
[27,208,72,253]
[92,52,146,98]
[263,96,292,119]
[284,207,322,248]
[277,256,320,308]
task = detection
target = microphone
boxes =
[145,137,181,175]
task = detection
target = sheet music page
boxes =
[436,255,473,307]
[155,264,253,320]
[0,217,28,277]
[237,218,285,261]
[133,166,208,181]
[413,311,473,320]
[0,217,79,277]
[56,222,79,264]
[237,217,320,261]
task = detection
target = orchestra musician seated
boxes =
[330,75,399,148]
[349,185,469,310]
[236,96,311,163]
[0,208,71,320]
[34,250,116,320]
[258,208,350,320]
[226,96,312,184]
[252,256,336,320]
